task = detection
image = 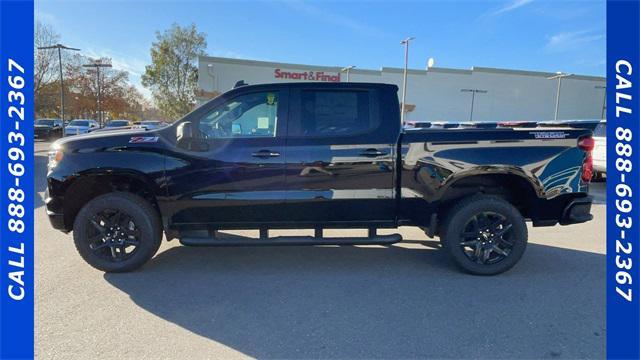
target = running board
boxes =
[179,233,403,247]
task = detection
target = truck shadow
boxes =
[104,240,605,359]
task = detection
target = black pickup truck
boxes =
[46,82,594,274]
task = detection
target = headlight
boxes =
[48,149,63,169]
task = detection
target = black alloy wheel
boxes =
[86,208,141,262]
[441,195,528,275]
[458,211,514,265]
[73,192,162,272]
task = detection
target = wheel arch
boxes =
[62,169,162,231]
[437,170,542,221]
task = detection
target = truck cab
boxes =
[168,82,400,228]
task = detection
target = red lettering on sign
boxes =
[273,68,341,82]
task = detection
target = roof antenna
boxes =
[234,80,248,88]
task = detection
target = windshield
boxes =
[141,121,161,125]
[594,123,606,137]
[106,120,129,127]
[36,119,54,126]
[68,120,90,127]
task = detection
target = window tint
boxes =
[199,91,279,138]
[293,90,373,137]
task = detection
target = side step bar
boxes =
[179,233,403,247]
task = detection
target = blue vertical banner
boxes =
[0,0,35,359]
[607,0,640,359]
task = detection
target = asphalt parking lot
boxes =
[34,139,606,359]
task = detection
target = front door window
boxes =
[199,91,279,139]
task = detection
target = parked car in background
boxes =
[538,119,600,131]
[64,119,99,136]
[91,120,134,133]
[403,121,432,129]
[459,122,498,129]
[136,120,167,130]
[498,121,538,128]
[34,118,64,140]
[592,120,606,180]
[430,121,459,129]
[104,119,131,129]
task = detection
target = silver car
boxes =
[135,120,167,130]
[64,119,99,136]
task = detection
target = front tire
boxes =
[73,192,162,272]
[441,195,528,275]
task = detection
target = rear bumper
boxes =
[560,195,593,225]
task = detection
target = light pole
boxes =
[206,63,216,92]
[547,72,572,120]
[37,43,81,123]
[341,65,355,82]
[400,37,415,124]
[595,85,606,119]
[460,88,488,122]
[83,60,112,127]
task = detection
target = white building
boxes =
[197,55,606,123]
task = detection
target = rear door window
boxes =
[289,90,377,137]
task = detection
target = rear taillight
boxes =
[582,154,593,182]
[578,136,595,151]
[579,136,595,182]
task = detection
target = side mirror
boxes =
[177,121,194,143]
[176,121,207,151]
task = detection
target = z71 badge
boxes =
[129,136,159,143]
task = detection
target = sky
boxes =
[35,0,606,100]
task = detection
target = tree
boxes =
[34,21,60,94]
[63,54,144,121]
[34,21,61,116]
[142,23,207,120]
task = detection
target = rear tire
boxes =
[73,192,162,272]
[440,195,527,275]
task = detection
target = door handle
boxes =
[252,150,281,158]
[359,148,387,157]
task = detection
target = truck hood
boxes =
[91,125,141,133]
[52,127,153,149]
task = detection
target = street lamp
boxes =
[595,85,606,119]
[37,43,81,123]
[400,36,415,124]
[460,88,488,122]
[83,60,112,127]
[341,65,356,82]
[547,71,573,120]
